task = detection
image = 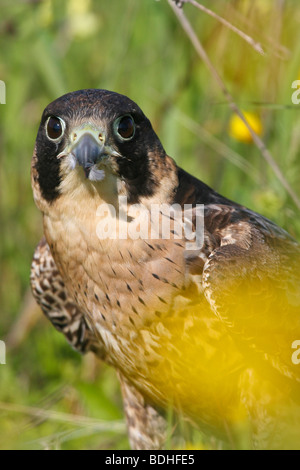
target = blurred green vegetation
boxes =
[1,0,300,449]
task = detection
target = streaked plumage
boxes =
[31,89,300,449]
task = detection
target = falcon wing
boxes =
[30,238,107,359]
[186,203,300,385]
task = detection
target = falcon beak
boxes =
[72,132,106,178]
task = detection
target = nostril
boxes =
[73,133,77,142]
[98,133,104,142]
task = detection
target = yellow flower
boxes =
[229,111,263,143]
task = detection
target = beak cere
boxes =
[72,133,105,178]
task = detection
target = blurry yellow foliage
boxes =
[253,189,283,219]
[67,0,99,39]
[174,442,211,450]
[39,0,53,27]
[229,111,263,143]
[125,251,300,448]
[67,0,92,16]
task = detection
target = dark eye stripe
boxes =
[46,116,65,141]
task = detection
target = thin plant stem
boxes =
[168,0,300,210]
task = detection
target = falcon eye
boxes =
[46,116,65,141]
[114,115,135,141]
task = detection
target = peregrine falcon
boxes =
[30,89,300,450]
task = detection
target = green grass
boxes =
[1,0,300,449]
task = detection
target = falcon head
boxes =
[32,89,174,207]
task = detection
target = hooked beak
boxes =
[72,133,105,178]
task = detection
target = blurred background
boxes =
[1,0,300,449]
